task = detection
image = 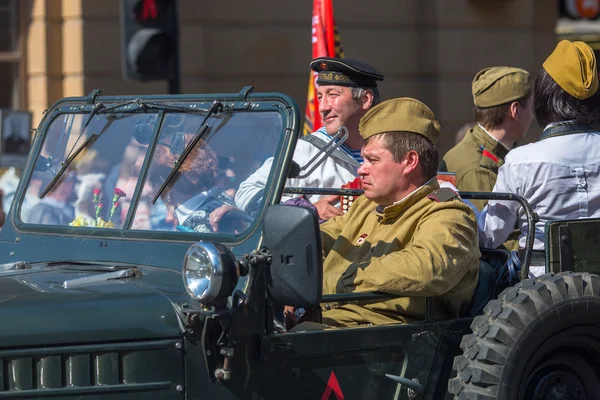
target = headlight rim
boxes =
[183,241,224,303]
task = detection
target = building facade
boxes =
[3,0,557,155]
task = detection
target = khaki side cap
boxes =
[472,66,532,107]
[543,40,599,100]
[359,98,441,145]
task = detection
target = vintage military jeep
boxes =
[0,88,598,400]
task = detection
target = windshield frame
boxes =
[9,92,300,245]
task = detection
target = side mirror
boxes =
[262,204,322,307]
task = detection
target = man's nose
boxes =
[357,163,367,175]
[318,97,330,112]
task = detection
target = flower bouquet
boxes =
[70,188,127,228]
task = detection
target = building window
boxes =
[0,0,25,110]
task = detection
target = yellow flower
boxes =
[70,215,87,227]
[96,218,115,229]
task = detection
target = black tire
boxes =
[448,272,600,400]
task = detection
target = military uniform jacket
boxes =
[319,179,480,327]
[442,125,509,211]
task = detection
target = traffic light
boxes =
[120,0,179,85]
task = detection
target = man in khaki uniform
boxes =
[443,67,533,211]
[318,98,481,327]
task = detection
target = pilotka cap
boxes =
[359,98,441,145]
[543,40,599,100]
[472,66,532,108]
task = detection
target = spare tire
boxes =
[448,272,600,399]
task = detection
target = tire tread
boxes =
[448,271,600,399]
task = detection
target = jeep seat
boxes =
[464,260,496,317]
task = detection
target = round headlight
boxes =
[183,242,238,304]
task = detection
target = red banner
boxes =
[303,0,344,135]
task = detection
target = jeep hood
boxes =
[0,265,187,348]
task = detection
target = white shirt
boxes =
[235,128,359,210]
[478,130,600,251]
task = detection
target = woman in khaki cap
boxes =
[478,40,600,276]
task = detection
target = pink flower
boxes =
[112,188,127,204]
[93,188,100,205]
[95,202,104,219]
[108,201,120,221]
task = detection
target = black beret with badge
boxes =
[310,57,384,88]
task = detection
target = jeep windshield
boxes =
[18,95,295,242]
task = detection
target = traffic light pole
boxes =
[168,0,180,94]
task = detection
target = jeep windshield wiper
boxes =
[39,102,105,198]
[100,99,212,114]
[152,100,223,204]
[46,261,134,272]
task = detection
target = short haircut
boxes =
[534,67,600,127]
[474,97,531,129]
[352,87,381,106]
[366,131,440,180]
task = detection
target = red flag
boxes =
[303,0,344,135]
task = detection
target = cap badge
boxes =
[320,61,328,71]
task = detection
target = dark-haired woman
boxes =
[478,40,600,277]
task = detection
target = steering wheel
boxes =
[218,209,254,233]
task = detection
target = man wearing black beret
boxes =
[232,57,384,221]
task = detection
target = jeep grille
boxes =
[0,339,183,398]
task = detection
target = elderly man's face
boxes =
[357,135,410,206]
[317,85,366,135]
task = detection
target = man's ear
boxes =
[509,101,520,120]
[361,89,375,110]
[403,150,420,174]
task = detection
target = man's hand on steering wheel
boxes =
[209,204,252,233]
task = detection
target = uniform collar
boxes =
[540,120,594,141]
[373,178,439,222]
[543,119,577,131]
[471,125,509,160]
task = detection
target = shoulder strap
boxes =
[300,134,361,168]
[427,187,459,202]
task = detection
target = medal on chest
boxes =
[356,233,368,245]
[341,177,361,214]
